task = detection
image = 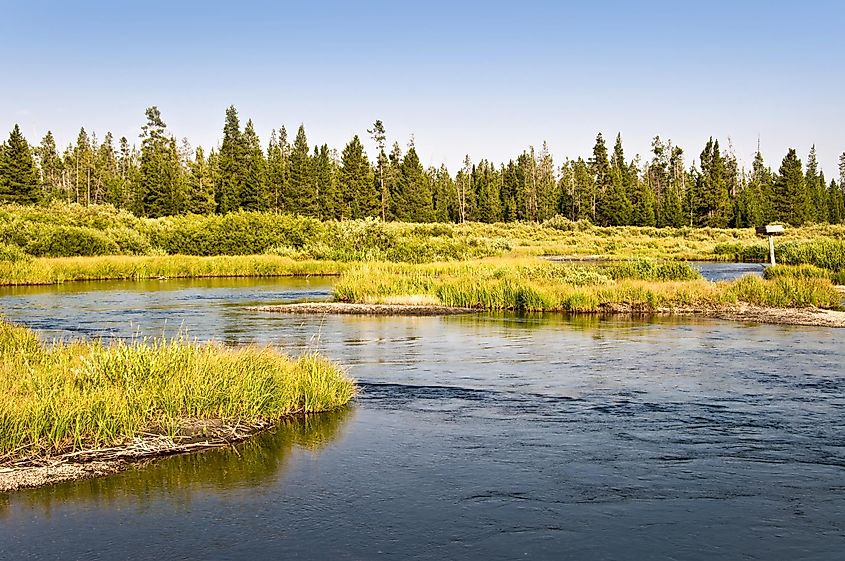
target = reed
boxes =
[0,321,355,462]
[0,255,349,286]
[332,260,841,312]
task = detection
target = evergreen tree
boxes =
[601,133,633,225]
[35,131,63,200]
[535,142,558,221]
[266,128,289,212]
[475,160,501,223]
[693,138,731,227]
[771,148,807,225]
[368,120,389,221]
[629,157,655,226]
[288,125,316,216]
[240,119,266,211]
[0,124,40,204]
[395,145,433,222]
[500,160,521,222]
[217,105,244,213]
[430,164,453,222]
[827,178,843,224]
[737,149,771,226]
[338,135,375,219]
[805,146,827,222]
[139,106,178,217]
[589,133,612,225]
[312,144,338,219]
[187,147,216,214]
[96,132,124,207]
[663,146,687,227]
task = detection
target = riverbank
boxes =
[250,302,477,315]
[0,254,348,286]
[0,321,355,492]
[252,300,845,328]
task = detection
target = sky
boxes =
[1,0,843,177]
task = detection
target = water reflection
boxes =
[1,408,353,519]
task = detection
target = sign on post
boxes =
[755,225,785,266]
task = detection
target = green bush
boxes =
[26,225,120,257]
[0,243,31,262]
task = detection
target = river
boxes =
[0,274,843,560]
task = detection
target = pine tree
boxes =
[0,124,40,204]
[288,125,316,216]
[186,147,216,214]
[828,178,843,224]
[217,105,244,213]
[693,138,731,227]
[35,131,63,200]
[338,135,375,219]
[500,160,520,222]
[395,145,433,222]
[805,146,827,222]
[589,133,612,225]
[430,164,453,222]
[139,106,178,217]
[312,144,338,219]
[737,149,770,227]
[96,132,124,207]
[475,160,501,223]
[368,120,389,221]
[629,157,655,226]
[240,119,266,211]
[266,128,289,212]
[600,133,633,225]
[535,142,558,221]
[771,148,807,225]
[662,146,686,227]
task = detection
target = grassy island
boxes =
[0,321,355,491]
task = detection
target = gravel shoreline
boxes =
[251,301,845,327]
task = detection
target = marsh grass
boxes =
[0,322,355,462]
[333,259,841,312]
[0,255,349,286]
[764,264,845,286]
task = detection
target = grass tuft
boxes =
[0,321,355,462]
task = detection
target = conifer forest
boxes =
[2,106,843,227]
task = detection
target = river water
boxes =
[0,274,843,561]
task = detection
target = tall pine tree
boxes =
[0,124,39,204]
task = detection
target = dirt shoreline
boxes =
[249,302,478,315]
[251,301,845,327]
[0,420,272,493]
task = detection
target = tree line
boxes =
[1,105,843,227]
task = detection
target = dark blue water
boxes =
[1,278,843,561]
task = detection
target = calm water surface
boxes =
[0,277,843,560]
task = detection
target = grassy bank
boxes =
[0,255,348,286]
[333,260,842,312]
[3,203,844,265]
[0,321,355,463]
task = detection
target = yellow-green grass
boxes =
[0,255,349,286]
[764,264,845,286]
[3,202,845,265]
[333,260,842,312]
[0,321,355,461]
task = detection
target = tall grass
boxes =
[0,255,349,286]
[333,259,841,312]
[0,321,355,461]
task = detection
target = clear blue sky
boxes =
[2,0,843,176]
